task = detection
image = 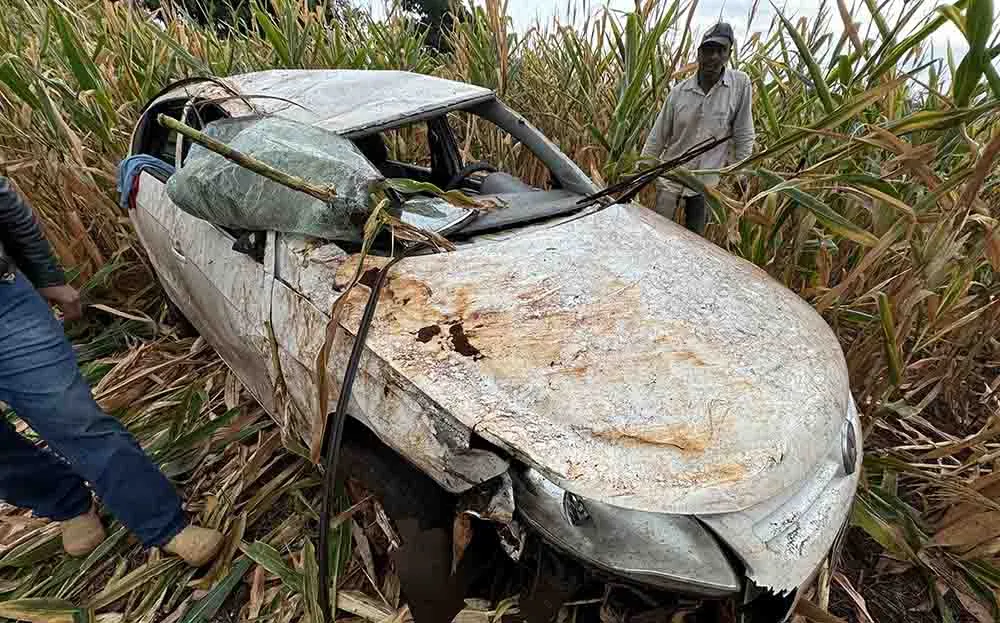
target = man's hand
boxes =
[38,284,83,321]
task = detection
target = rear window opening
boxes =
[132,98,228,168]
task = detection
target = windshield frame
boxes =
[342,98,598,198]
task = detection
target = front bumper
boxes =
[512,398,862,600]
[512,468,741,597]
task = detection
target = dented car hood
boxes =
[337,203,851,515]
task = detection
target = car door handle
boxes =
[171,240,187,261]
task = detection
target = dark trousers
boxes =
[0,272,186,547]
[679,194,707,235]
[653,189,708,235]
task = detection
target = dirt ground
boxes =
[830,528,978,623]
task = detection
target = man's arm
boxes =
[0,177,81,319]
[640,93,675,163]
[731,77,756,163]
[0,177,65,288]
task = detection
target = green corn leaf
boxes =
[751,170,879,246]
[0,57,41,109]
[301,541,324,623]
[863,0,968,82]
[23,559,82,601]
[179,558,251,623]
[927,571,958,623]
[0,598,87,623]
[953,52,983,107]
[132,566,184,623]
[48,4,112,117]
[888,100,1000,135]
[774,5,836,113]
[938,3,968,35]
[252,1,291,67]
[967,0,992,58]
[863,0,892,40]
[383,178,495,210]
[57,527,130,601]
[663,168,728,224]
[838,309,876,324]
[239,541,303,592]
[741,77,905,168]
[154,406,241,464]
[756,78,781,138]
[852,496,906,556]
[86,559,183,610]
[837,54,852,85]
[878,292,902,387]
[0,530,62,569]
[984,63,1000,100]
[964,560,1000,591]
[148,25,209,73]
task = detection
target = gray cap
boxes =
[701,22,735,49]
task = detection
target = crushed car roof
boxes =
[151,70,496,134]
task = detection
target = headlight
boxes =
[841,415,858,475]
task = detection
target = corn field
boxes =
[0,0,999,620]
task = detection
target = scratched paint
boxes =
[269,236,510,493]
[701,397,861,590]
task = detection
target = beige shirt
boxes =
[641,68,755,196]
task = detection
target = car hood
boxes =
[337,203,851,514]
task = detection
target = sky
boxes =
[496,0,969,60]
[366,0,980,79]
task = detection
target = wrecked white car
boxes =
[125,70,860,621]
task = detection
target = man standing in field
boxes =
[0,176,222,566]
[641,22,755,235]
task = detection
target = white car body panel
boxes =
[134,174,276,412]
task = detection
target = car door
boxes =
[168,200,276,412]
[130,170,276,413]
[129,97,277,410]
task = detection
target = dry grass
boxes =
[0,335,424,623]
[0,0,999,620]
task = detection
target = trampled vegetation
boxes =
[0,0,998,620]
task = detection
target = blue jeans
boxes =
[0,272,186,547]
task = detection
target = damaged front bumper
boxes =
[512,468,742,597]
[698,397,862,595]
[510,398,862,611]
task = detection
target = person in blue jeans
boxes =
[0,176,221,566]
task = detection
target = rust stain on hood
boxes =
[591,424,712,453]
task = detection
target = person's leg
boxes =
[651,188,680,220]
[0,416,92,521]
[683,194,708,235]
[0,272,186,547]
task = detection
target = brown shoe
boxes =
[164,525,224,567]
[61,506,106,557]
